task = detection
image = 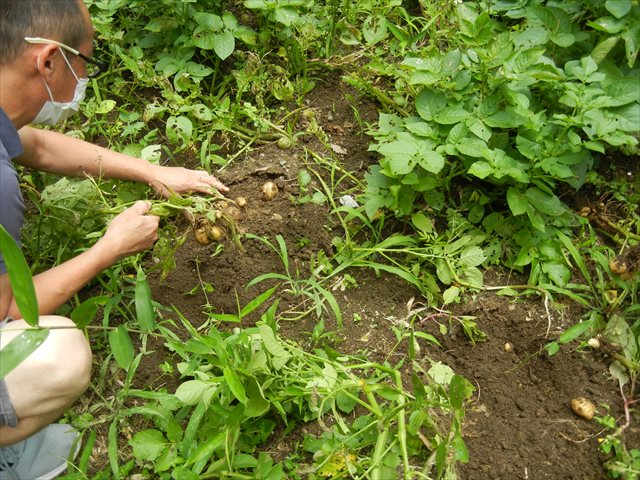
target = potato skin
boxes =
[571,397,595,420]
[261,182,278,201]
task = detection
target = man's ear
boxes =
[35,44,61,80]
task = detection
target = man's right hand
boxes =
[96,201,160,262]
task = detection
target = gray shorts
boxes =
[0,318,18,427]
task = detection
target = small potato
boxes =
[587,337,601,349]
[194,227,211,245]
[503,342,513,353]
[235,196,247,208]
[261,181,278,201]
[277,136,293,149]
[571,397,596,420]
[223,205,241,221]
[207,225,224,241]
[609,258,628,275]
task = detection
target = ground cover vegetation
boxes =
[1,0,639,478]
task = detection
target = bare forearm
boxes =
[16,127,158,183]
[5,242,117,318]
[15,126,228,196]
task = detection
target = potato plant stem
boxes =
[370,427,390,480]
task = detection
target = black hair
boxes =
[0,0,88,64]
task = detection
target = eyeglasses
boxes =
[24,36,106,78]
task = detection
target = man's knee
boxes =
[2,316,92,409]
[38,316,92,397]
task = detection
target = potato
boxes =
[571,397,596,420]
[207,225,224,241]
[261,181,278,201]
[587,337,601,349]
[194,227,211,245]
[223,205,241,221]
[235,196,247,208]
[609,257,628,275]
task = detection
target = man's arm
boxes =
[1,201,159,319]
[16,127,228,196]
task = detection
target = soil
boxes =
[86,79,638,478]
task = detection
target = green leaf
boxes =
[450,374,474,409]
[525,188,567,216]
[0,328,49,378]
[363,14,388,45]
[109,325,134,370]
[443,286,460,304]
[460,246,486,267]
[166,116,193,146]
[541,261,571,287]
[274,6,299,26]
[173,467,201,480]
[214,30,235,60]
[71,295,107,330]
[416,88,447,121]
[129,429,167,461]
[175,380,210,405]
[467,161,493,179]
[185,431,225,467]
[558,318,594,344]
[434,104,470,124]
[605,313,638,359]
[414,331,442,347]
[135,269,155,332]
[223,366,248,404]
[0,225,38,326]
[411,213,433,234]
[550,33,575,48]
[245,377,270,417]
[417,149,445,174]
[428,362,455,386]
[193,12,223,30]
[258,324,289,359]
[605,0,632,18]
[591,36,620,63]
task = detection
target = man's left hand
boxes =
[149,166,229,198]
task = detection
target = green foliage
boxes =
[350,0,639,286]
[111,308,472,479]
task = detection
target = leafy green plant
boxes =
[347,0,639,287]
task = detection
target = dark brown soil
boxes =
[86,80,639,478]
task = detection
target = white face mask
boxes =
[32,50,88,126]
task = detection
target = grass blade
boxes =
[0,328,49,378]
[239,287,276,318]
[0,225,39,326]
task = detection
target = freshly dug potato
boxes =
[587,337,601,349]
[571,397,596,420]
[194,227,211,245]
[223,205,241,221]
[261,181,278,201]
[235,196,247,208]
[609,257,628,276]
[207,225,224,241]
